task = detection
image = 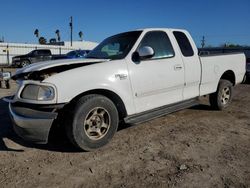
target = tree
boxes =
[39,37,47,44]
[79,31,83,41]
[34,29,40,43]
[55,29,61,42]
[34,29,39,38]
[221,43,241,48]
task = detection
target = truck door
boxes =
[42,50,52,61]
[30,50,43,63]
[127,31,185,113]
[173,31,201,100]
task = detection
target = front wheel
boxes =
[209,79,233,110]
[20,60,30,67]
[66,94,119,151]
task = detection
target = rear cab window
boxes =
[41,50,51,56]
[173,31,194,57]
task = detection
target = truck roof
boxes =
[136,28,187,32]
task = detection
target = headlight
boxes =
[21,84,55,101]
[13,57,20,61]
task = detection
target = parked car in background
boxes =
[12,49,53,67]
[12,49,91,68]
[66,50,90,59]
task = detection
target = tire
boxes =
[209,79,233,110]
[20,60,30,67]
[66,94,119,151]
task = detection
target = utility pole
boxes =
[201,36,205,48]
[70,16,73,47]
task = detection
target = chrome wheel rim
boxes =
[22,61,28,67]
[83,107,111,140]
[221,87,230,105]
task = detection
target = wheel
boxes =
[66,94,119,151]
[209,79,233,110]
[20,60,30,67]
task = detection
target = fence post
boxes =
[6,45,10,66]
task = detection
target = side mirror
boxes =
[132,46,155,63]
[138,46,154,59]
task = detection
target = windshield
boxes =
[86,31,142,60]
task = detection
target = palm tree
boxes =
[79,31,83,41]
[55,29,61,42]
[39,37,47,44]
[34,29,39,42]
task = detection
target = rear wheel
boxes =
[209,79,233,110]
[66,94,119,151]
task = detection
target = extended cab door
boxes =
[127,31,185,113]
[172,30,201,100]
[41,50,52,61]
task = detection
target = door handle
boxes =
[174,64,183,71]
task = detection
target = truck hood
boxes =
[12,58,109,81]
[13,54,28,59]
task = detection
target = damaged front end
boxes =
[6,59,107,144]
[12,62,101,81]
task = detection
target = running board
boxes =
[124,98,199,124]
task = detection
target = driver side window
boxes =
[139,31,175,60]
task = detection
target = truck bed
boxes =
[199,52,246,96]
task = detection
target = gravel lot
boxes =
[0,69,249,188]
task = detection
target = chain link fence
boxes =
[0,41,97,66]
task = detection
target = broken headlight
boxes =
[21,84,55,101]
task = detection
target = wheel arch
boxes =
[219,70,236,86]
[69,89,128,119]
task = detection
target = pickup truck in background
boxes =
[6,28,246,151]
[12,49,55,67]
[12,49,90,67]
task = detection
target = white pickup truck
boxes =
[6,28,246,151]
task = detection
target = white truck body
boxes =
[12,28,245,114]
[7,28,246,147]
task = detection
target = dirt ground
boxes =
[0,69,249,188]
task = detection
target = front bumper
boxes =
[9,103,58,144]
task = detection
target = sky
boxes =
[0,0,250,47]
